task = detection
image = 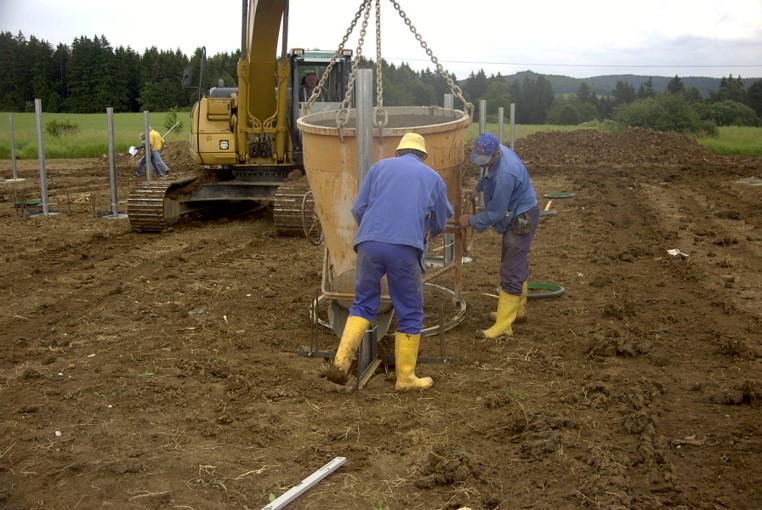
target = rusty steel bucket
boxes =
[297,105,471,303]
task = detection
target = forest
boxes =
[1,31,761,131]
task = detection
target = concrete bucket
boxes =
[297,105,471,334]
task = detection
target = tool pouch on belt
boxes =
[511,212,534,234]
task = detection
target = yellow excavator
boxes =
[127,0,353,233]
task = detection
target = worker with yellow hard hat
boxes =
[325,132,453,391]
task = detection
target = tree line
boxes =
[2,31,760,134]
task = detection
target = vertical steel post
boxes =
[356,69,373,183]
[143,112,154,181]
[107,108,118,215]
[498,107,505,144]
[355,68,375,378]
[442,93,455,265]
[479,99,487,134]
[510,103,516,151]
[104,108,126,219]
[478,99,487,185]
[9,114,20,181]
[34,99,50,215]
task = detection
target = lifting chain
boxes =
[309,0,473,142]
[332,0,389,141]
[335,0,374,141]
[387,0,473,117]
[304,1,368,117]
[373,0,388,139]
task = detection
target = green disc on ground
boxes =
[527,281,566,299]
[543,192,575,198]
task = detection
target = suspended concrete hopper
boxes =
[297,105,471,336]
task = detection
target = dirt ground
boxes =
[0,129,760,510]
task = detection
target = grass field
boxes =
[1,111,760,159]
[0,111,189,159]
[697,125,762,156]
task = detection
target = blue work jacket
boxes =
[470,146,537,234]
[352,154,453,252]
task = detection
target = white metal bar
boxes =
[261,457,347,510]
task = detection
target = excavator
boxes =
[127,0,353,233]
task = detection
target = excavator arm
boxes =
[191,0,292,168]
[237,0,291,165]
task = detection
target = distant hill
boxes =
[501,70,761,99]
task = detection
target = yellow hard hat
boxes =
[395,132,427,157]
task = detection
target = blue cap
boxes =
[470,133,500,166]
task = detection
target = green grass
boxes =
[2,112,760,159]
[0,111,189,159]
[698,126,762,156]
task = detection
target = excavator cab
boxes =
[289,48,353,161]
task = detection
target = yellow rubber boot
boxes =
[326,315,370,385]
[481,290,521,339]
[491,281,529,321]
[394,332,433,390]
[515,280,529,322]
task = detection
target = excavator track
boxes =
[127,180,182,232]
[273,180,312,237]
[128,174,318,237]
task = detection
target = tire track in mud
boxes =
[640,169,761,319]
[518,163,759,507]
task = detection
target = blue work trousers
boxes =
[350,241,424,334]
[136,152,162,177]
[500,204,540,295]
[152,150,170,174]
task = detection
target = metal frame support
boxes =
[354,326,381,391]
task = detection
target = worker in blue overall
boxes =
[459,132,540,339]
[326,132,453,390]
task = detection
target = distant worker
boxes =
[134,132,163,178]
[458,133,539,339]
[148,126,171,175]
[326,133,453,390]
[299,71,320,102]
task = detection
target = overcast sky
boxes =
[2,0,761,80]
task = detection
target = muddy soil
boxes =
[0,129,760,510]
